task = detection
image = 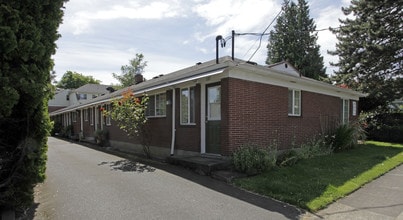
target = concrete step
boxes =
[167,155,231,175]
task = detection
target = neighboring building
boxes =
[48,84,111,112]
[49,57,366,157]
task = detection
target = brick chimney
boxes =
[134,73,144,84]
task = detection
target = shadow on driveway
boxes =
[54,138,305,220]
[98,160,156,173]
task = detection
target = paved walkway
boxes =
[30,137,303,219]
[303,164,403,220]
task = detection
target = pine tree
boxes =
[266,0,326,80]
[330,0,402,111]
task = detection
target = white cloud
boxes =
[61,0,185,35]
[315,3,350,76]
[192,0,281,40]
[53,0,349,85]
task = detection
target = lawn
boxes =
[233,141,403,212]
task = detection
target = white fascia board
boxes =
[50,68,226,116]
[229,65,366,101]
[133,68,226,94]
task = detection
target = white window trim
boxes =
[207,85,221,121]
[84,109,88,121]
[288,89,301,116]
[106,104,111,126]
[180,87,196,125]
[72,112,77,122]
[352,101,357,116]
[90,107,94,125]
[147,93,167,118]
[342,99,350,124]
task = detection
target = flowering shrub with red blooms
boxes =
[104,89,151,158]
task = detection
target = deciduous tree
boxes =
[56,70,101,89]
[105,89,151,158]
[113,53,147,87]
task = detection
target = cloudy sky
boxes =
[52,0,350,85]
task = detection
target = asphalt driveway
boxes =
[31,137,302,219]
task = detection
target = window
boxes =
[66,95,69,101]
[146,95,155,116]
[83,109,88,121]
[105,104,111,126]
[181,87,195,124]
[342,99,350,124]
[156,93,166,116]
[90,107,94,125]
[78,93,87,100]
[207,85,221,120]
[146,93,166,117]
[352,101,357,116]
[288,89,301,116]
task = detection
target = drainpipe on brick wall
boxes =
[170,88,176,156]
[80,109,83,139]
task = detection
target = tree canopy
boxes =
[56,70,101,89]
[113,53,147,87]
[266,0,326,80]
[329,0,403,112]
[0,0,66,209]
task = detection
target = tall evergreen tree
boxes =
[329,0,402,112]
[0,0,66,209]
[266,0,326,80]
[113,53,147,87]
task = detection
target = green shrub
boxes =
[277,136,333,167]
[299,136,334,159]
[94,129,109,147]
[232,144,277,175]
[60,125,73,138]
[366,113,403,143]
[332,121,366,152]
[276,150,299,167]
[51,121,62,136]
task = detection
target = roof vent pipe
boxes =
[216,35,222,64]
[231,30,235,60]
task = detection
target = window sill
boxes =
[180,123,196,126]
[146,115,166,119]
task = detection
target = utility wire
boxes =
[247,0,289,62]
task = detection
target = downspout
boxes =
[170,88,176,156]
[80,109,83,140]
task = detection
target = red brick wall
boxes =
[174,85,201,152]
[106,90,173,149]
[222,78,342,155]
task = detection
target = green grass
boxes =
[234,141,403,212]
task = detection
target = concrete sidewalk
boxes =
[303,164,403,220]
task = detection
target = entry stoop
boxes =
[167,155,231,175]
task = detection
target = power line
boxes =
[246,1,289,62]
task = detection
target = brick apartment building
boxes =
[50,56,365,158]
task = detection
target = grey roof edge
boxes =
[49,56,367,116]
